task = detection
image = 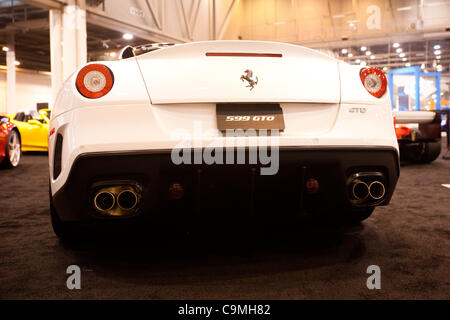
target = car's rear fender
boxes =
[51,58,151,119]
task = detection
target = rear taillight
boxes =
[360,67,387,98]
[0,118,9,131]
[76,64,114,99]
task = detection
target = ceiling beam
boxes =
[0,18,49,32]
[20,0,63,10]
[343,49,449,60]
[86,7,189,43]
[0,5,31,14]
[298,29,450,49]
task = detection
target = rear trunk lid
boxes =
[136,41,340,104]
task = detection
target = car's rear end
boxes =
[48,40,399,232]
[394,110,441,163]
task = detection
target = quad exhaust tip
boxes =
[91,182,142,216]
[94,191,115,212]
[369,181,386,200]
[117,190,138,210]
[352,180,369,200]
[348,172,387,203]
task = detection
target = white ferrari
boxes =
[48,40,399,238]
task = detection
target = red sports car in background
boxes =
[0,115,21,168]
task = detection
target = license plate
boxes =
[216,103,285,131]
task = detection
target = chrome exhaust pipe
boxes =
[94,191,115,212]
[369,181,386,200]
[117,189,138,210]
[351,180,370,200]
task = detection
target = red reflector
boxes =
[49,128,55,137]
[206,52,282,58]
[306,178,319,194]
[168,183,184,199]
[76,64,114,99]
[360,67,387,98]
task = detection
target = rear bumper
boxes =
[52,147,399,222]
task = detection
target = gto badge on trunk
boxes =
[240,69,258,90]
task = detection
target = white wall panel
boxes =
[0,71,51,114]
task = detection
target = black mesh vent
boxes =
[53,134,63,179]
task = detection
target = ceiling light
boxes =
[402,58,407,61]
[123,33,133,40]
[365,51,371,56]
[370,55,375,59]
[348,53,353,57]
[434,50,441,55]
[393,43,400,48]
[405,63,411,67]
[421,64,425,70]
[14,61,20,66]
[399,53,406,58]
[361,46,367,51]
[436,65,442,72]
[360,61,367,67]
[383,66,388,71]
[433,45,440,50]
[396,48,402,53]
[436,56,441,60]
[355,59,361,63]
[109,52,117,57]
[341,49,348,54]
[2,46,8,52]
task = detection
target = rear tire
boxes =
[2,130,21,168]
[418,141,441,163]
[49,185,77,241]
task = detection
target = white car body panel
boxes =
[136,41,340,104]
[49,40,398,197]
[339,62,390,105]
